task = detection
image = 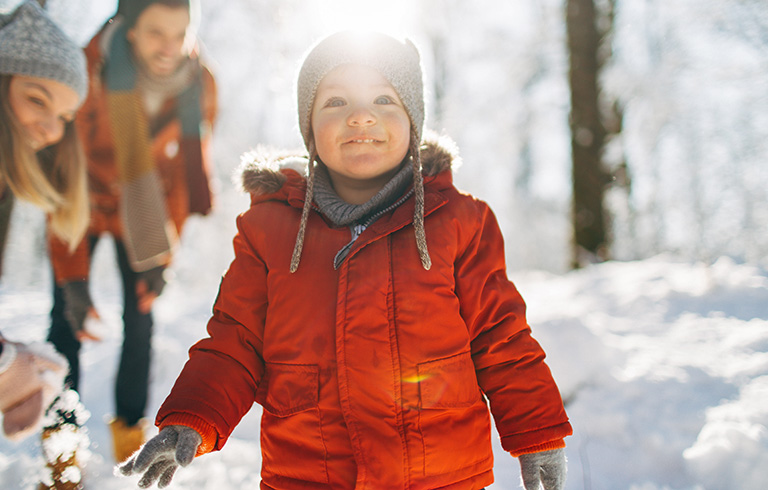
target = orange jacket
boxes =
[48,25,217,283]
[158,138,572,490]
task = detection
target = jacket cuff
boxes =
[158,412,218,457]
[509,438,566,458]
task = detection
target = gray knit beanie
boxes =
[0,0,87,105]
[290,31,431,273]
[297,30,425,149]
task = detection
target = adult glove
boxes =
[518,447,567,490]
[61,280,93,334]
[137,266,167,297]
[136,266,167,315]
[0,340,67,440]
[119,425,201,489]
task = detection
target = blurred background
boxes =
[1,0,766,282]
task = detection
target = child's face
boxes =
[311,64,411,198]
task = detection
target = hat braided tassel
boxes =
[290,147,317,273]
[411,134,431,270]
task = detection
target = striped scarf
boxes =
[103,21,210,272]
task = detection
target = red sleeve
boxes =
[48,233,90,284]
[155,210,267,451]
[76,36,102,159]
[158,413,218,457]
[454,201,572,454]
[201,65,217,127]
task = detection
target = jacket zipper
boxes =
[332,189,414,269]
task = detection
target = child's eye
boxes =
[375,96,395,105]
[324,97,345,108]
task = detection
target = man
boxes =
[47,0,217,465]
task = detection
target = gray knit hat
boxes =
[297,30,425,150]
[0,0,87,104]
[290,31,431,273]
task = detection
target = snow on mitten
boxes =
[0,341,68,440]
[119,425,201,489]
[518,447,567,490]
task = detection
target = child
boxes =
[121,31,572,490]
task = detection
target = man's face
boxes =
[127,4,191,78]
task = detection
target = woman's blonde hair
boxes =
[0,75,89,250]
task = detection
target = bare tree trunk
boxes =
[566,0,610,268]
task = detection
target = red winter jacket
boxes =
[157,138,572,490]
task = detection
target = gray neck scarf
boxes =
[312,160,414,269]
[313,161,413,227]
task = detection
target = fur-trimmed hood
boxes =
[238,132,460,197]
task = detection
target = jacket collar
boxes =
[239,131,460,207]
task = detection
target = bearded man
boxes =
[47,0,217,464]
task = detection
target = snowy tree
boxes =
[604,0,768,267]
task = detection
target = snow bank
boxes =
[1,251,766,489]
[514,256,768,490]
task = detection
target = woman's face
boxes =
[8,75,80,150]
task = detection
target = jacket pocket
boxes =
[258,363,329,483]
[417,351,482,409]
[416,352,493,476]
[261,362,319,416]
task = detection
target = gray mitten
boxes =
[518,448,567,490]
[137,266,167,297]
[61,280,93,334]
[119,425,201,489]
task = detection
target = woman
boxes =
[0,2,93,486]
[0,0,89,265]
[0,3,91,487]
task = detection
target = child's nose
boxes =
[347,106,376,126]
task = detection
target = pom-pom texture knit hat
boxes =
[0,0,87,104]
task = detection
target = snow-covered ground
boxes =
[1,199,766,490]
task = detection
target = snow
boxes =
[1,217,766,490]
